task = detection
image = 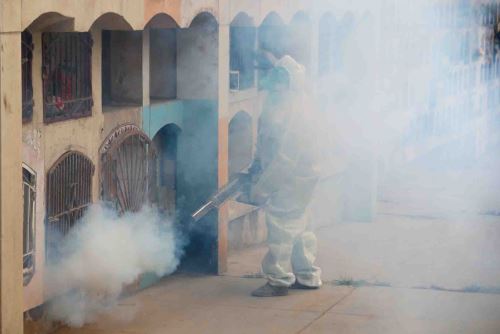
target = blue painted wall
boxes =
[140,99,219,289]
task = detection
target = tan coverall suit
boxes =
[250,56,322,288]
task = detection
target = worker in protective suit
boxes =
[247,53,323,297]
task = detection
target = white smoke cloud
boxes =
[45,203,182,327]
[302,0,500,290]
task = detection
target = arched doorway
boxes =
[152,124,181,219]
[100,124,155,214]
[228,111,253,178]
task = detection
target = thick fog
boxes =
[45,204,182,327]
[306,0,500,291]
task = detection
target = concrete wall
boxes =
[106,31,143,105]
[177,19,219,100]
[150,29,177,100]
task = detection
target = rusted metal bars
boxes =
[46,152,94,261]
[42,33,93,123]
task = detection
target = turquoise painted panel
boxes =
[140,98,220,278]
[176,99,219,273]
[143,100,184,139]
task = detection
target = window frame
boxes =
[22,164,36,286]
[42,32,93,124]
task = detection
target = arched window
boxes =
[22,165,36,285]
[230,13,256,91]
[46,151,94,261]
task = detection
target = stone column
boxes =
[217,2,230,274]
[142,28,150,107]
[0,0,24,332]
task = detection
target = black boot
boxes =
[251,283,289,297]
[290,281,320,290]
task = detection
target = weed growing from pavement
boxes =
[332,277,391,288]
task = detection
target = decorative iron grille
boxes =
[42,32,93,123]
[46,151,94,262]
[22,31,34,123]
[100,125,155,215]
[23,166,36,285]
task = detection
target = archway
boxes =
[152,124,181,219]
[288,11,312,69]
[258,12,286,59]
[258,12,287,89]
[146,14,179,103]
[228,111,253,178]
[95,13,142,108]
[230,13,256,91]
[177,12,219,100]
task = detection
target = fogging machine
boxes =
[191,172,252,222]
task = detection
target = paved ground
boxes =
[53,157,500,333]
[227,210,500,290]
[55,275,500,334]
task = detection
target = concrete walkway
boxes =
[53,160,500,333]
[55,274,500,334]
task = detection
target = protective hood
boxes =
[275,55,306,92]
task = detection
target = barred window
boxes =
[42,32,93,123]
[22,31,34,123]
[23,166,36,286]
[46,152,94,262]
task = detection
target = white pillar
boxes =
[143,28,151,107]
[0,1,24,331]
[217,1,230,274]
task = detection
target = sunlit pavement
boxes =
[56,209,500,334]
[229,202,500,290]
[54,274,500,334]
[55,159,500,333]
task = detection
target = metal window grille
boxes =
[23,166,36,286]
[42,32,93,123]
[22,31,34,123]
[46,152,94,262]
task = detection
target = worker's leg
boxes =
[291,227,322,288]
[261,211,301,287]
